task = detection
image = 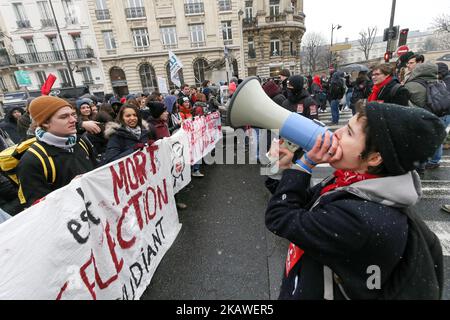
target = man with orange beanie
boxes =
[17,96,96,207]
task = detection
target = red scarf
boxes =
[313,76,322,89]
[285,169,379,276]
[320,169,380,195]
[368,76,392,102]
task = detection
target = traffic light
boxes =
[384,51,391,63]
[398,28,409,47]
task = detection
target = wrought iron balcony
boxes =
[191,41,205,48]
[15,48,95,65]
[125,7,146,19]
[242,17,257,28]
[223,39,233,45]
[270,50,283,57]
[16,20,31,28]
[65,16,78,25]
[266,14,286,23]
[41,19,55,28]
[184,2,204,15]
[163,43,178,50]
[95,9,110,20]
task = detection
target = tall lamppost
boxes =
[238,9,245,78]
[48,0,76,88]
[329,24,342,68]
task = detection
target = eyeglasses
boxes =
[372,73,382,76]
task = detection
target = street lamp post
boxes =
[48,0,76,88]
[238,9,245,78]
[329,24,342,67]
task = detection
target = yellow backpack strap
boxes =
[33,142,56,184]
[18,184,26,205]
[78,139,90,157]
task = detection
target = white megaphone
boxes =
[227,76,332,151]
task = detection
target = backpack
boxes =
[330,80,345,100]
[413,79,450,117]
[0,137,91,205]
[325,208,443,300]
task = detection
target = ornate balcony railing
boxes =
[15,48,95,64]
[41,19,55,28]
[242,17,257,28]
[191,41,206,48]
[16,20,31,28]
[0,49,13,66]
[95,9,111,20]
[266,14,286,23]
[125,7,146,19]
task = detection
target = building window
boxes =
[185,0,204,15]
[102,30,116,50]
[81,67,94,84]
[248,37,256,59]
[139,64,158,93]
[160,27,177,49]
[218,0,232,11]
[58,69,71,87]
[10,74,20,90]
[166,62,184,89]
[132,28,150,50]
[245,1,253,19]
[270,38,281,56]
[125,0,145,19]
[0,76,8,92]
[13,3,30,28]
[222,21,232,45]
[269,0,280,16]
[37,1,55,27]
[95,0,110,20]
[62,0,78,25]
[193,58,208,87]
[190,24,205,47]
[36,71,46,86]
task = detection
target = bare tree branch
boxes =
[357,26,378,61]
[433,14,450,33]
[301,32,327,73]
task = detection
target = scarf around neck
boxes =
[35,127,77,150]
[368,75,392,102]
[125,125,142,139]
[320,169,380,195]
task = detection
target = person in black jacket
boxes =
[282,75,318,120]
[266,101,445,300]
[0,106,24,143]
[102,104,150,164]
[368,63,409,106]
[17,96,96,207]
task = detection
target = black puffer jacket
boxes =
[0,107,24,143]
[17,136,96,207]
[0,174,23,215]
[266,169,441,300]
[282,91,318,120]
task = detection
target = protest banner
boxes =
[0,114,222,299]
[182,112,222,165]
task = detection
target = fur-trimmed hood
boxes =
[104,120,149,139]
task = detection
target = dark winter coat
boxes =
[17,136,96,207]
[375,78,409,106]
[0,107,24,143]
[102,122,150,164]
[0,174,22,215]
[350,77,371,105]
[404,62,439,108]
[265,168,440,300]
[282,90,318,120]
[17,112,32,141]
[148,118,170,140]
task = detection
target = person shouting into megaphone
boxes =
[265,101,445,300]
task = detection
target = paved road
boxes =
[142,108,450,300]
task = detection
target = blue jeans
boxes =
[429,115,450,164]
[192,163,201,172]
[330,99,340,124]
[345,90,353,107]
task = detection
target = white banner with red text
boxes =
[0,113,221,299]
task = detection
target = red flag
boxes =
[41,73,57,95]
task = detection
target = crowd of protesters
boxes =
[0,80,226,218]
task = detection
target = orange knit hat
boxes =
[29,96,72,126]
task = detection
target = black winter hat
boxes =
[365,102,446,176]
[287,75,304,93]
[396,51,415,71]
[437,62,449,78]
[148,101,167,119]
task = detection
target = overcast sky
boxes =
[302,0,450,43]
